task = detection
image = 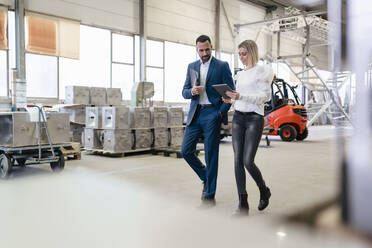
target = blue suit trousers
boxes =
[181,106,222,199]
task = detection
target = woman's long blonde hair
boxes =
[238,40,258,67]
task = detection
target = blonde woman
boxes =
[222,40,273,215]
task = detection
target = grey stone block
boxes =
[65,86,90,105]
[86,107,102,129]
[106,88,122,106]
[135,129,152,149]
[103,129,133,152]
[84,128,103,149]
[154,127,169,148]
[90,87,106,106]
[102,106,130,129]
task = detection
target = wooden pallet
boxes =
[85,148,152,157]
[60,142,82,160]
[153,144,204,158]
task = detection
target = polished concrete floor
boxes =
[0,126,368,247]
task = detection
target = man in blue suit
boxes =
[181,35,235,206]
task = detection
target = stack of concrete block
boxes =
[130,107,151,128]
[153,128,168,148]
[102,106,129,129]
[65,86,90,105]
[135,129,152,149]
[65,85,123,106]
[169,127,184,147]
[106,88,122,106]
[63,86,123,147]
[60,105,86,124]
[167,107,185,148]
[90,87,106,106]
[102,106,133,152]
[85,107,102,129]
[84,107,103,150]
[152,107,168,148]
[128,107,152,149]
[84,128,103,150]
[103,129,132,152]
[168,107,184,126]
[152,106,168,128]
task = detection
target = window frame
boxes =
[110,31,135,100]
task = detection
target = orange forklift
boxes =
[263,77,308,142]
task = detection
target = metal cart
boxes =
[0,105,65,179]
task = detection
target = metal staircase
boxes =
[279,56,353,127]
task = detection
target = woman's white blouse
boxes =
[234,64,274,116]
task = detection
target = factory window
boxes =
[112,33,133,64]
[146,39,164,101]
[26,53,58,98]
[112,64,133,100]
[220,52,234,74]
[25,11,80,59]
[164,41,195,103]
[112,33,134,100]
[146,39,163,67]
[134,35,140,84]
[146,67,163,101]
[59,25,110,99]
[0,50,6,96]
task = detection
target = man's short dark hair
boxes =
[196,35,211,45]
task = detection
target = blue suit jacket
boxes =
[182,57,235,125]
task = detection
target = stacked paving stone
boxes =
[61,86,122,146]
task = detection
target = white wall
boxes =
[237,1,267,57]
[147,0,215,48]
[0,0,13,8]
[220,0,239,53]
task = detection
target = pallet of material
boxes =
[85,147,152,157]
[60,142,82,160]
[152,144,204,158]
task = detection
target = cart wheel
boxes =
[0,153,13,179]
[16,158,26,167]
[50,150,65,172]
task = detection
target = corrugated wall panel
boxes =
[0,0,13,8]
[24,0,139,33]
[147,0,215,46]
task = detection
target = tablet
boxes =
[212,84,233,99]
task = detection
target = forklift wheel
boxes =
[296,127,308,141]
[50,150,65,172]
[0,153,13,179]
[279,125,297,142]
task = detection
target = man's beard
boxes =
[202,55,210,62]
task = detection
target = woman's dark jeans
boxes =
[232,111,266,195]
